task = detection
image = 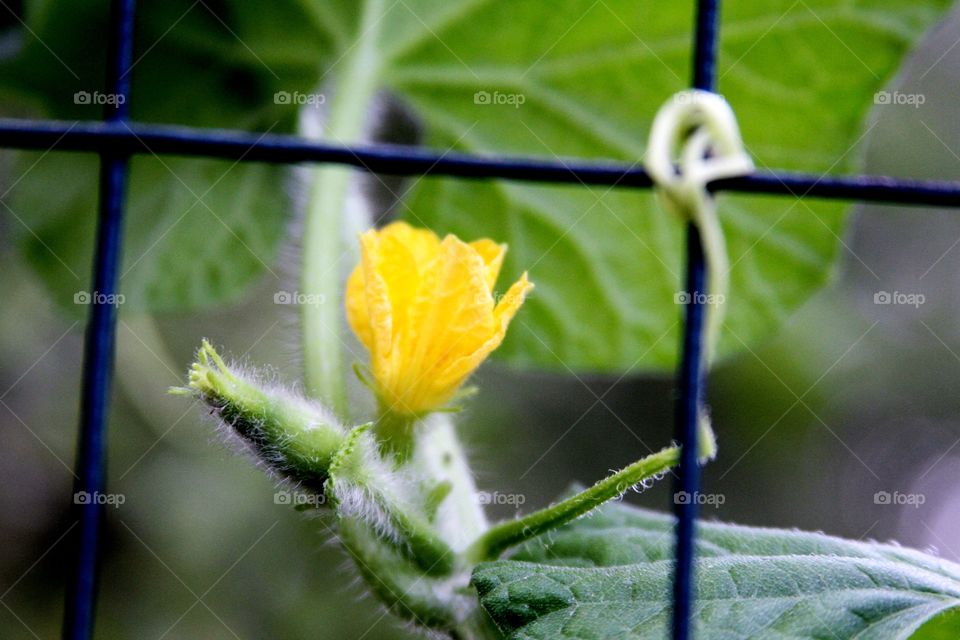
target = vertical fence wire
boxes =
[62,1,135,638]
[671,1,721,638]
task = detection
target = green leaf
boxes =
[472,499,960,639]
[14,153,286,313]
[3,0,323,312]
[388,0,951,371]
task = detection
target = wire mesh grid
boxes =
[1,0,959,639]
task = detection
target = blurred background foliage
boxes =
[2,1,960,638]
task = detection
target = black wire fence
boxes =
[1,1,958,639]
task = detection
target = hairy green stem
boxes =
[465,445,681,563]
[374,404,418,461]
[173,341,347,491]
[301,0,385,416]
[327,424,457,575]
[335,519,472,630]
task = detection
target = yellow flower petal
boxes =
[361,231,394,358]
[436,272,533,391]
[346,222,440,354]
[344,223,532,416]
[345,267,372,350]
[469,238,506,290]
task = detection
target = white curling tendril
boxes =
[645,90,753,363]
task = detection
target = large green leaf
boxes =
[386,0,950,370]
[2,0,326,312]
[2,0,952,367]
[472,499,960,638]
[14,154,286,311]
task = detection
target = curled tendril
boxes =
[645,90,754,362]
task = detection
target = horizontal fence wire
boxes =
[2,119,960,206]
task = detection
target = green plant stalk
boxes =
[374,409,489,551]
[374,403,418,461]
[177,344,688,633]
[336,518,501,639]
[327,424,457,575]
[301,0,385,417]
[177,344,459,575]
[339,524,449,623]
[464,445,681,563]
[173,341,347,491]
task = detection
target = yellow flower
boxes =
[346,222,533,416]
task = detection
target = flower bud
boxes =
[172,340,346,492]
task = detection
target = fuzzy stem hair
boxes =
[172,340,347,493]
